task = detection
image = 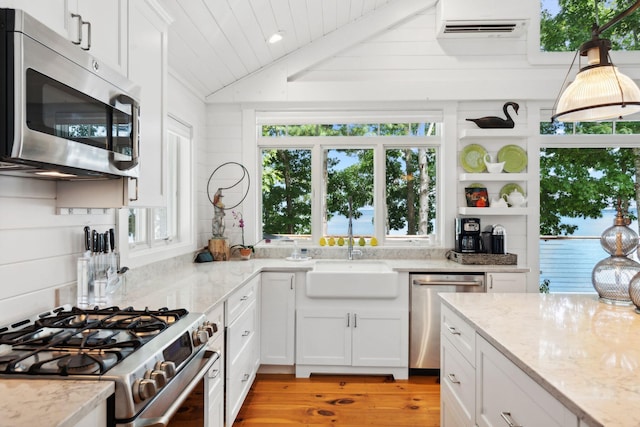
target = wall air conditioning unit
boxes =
[436,0,529,38]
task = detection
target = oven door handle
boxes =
[133,350,220,427]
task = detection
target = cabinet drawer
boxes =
[476,337,577,427]
[227,339,256,425]
[441,305,475,366]
[226,275,259,325]
[441,335,475,426]
[227,300,257,366]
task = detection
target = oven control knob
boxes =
[132,378,157,403]
[145,369,167,388]
[193,329,209,346]
[154,360,176,378]
[203,321,218,336]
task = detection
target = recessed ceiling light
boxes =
[268,31,285,44]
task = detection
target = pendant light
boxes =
[551,0,640,123]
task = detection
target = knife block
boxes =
[208,238,230,261]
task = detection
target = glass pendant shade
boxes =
[554,65,640,122]
[552,37,640,123]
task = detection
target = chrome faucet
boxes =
[347,197,362,260]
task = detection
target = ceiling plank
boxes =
[286,0,437,79]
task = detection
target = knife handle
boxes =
[84,226,91,252]
[109,228,115,252]
[92,230,98,253]
[104,232,110,253]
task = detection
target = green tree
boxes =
[541,0,639,52]
[262,148,312,235]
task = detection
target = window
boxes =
[128,118,192,250]
[539,113,640,293]
[258,113,441,244]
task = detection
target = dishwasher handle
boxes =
[412,279,483,287]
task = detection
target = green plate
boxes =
[499,183,525,200]
[468,182,485,188]
[497,145,527,173]
[460,144,487,172]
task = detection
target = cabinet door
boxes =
[296,309,351,366]
[70,0,127,74]
[127,0,167,207]
[260,272,295,365]
[351,310,408,367]
[486,273,526,293]
[0,0,68,37]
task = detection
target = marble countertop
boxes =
[0,379,113,427]
[440,292,640,427]
[111,257,528,312]
[0,256,526,426]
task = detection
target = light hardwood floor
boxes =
[232,374,441,426]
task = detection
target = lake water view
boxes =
[328,208,640,294]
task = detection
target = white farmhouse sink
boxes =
[306,260,398,299]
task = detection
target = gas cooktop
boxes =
[0,306,189,376]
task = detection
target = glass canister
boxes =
[592,256,640,305]
[592,205,640,305]
[629,272,640,313]
[600,208,638,256]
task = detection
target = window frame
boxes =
[118,115,195,267]
[256,112,443,246]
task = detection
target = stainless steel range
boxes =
[0,305,220,426]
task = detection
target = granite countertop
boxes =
[0,380,113,427]
[440,292,640,427]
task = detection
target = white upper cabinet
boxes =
[0,0,68,37]
[67,0,128,74]
[126,0,168,207]
[0,1,126,74]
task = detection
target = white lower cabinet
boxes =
[260,272,295,365]
[205,303,224,427]
[476,336,577,427]
[296,308,408,376]
[441,333,475,427]
[486,272,527,293]
[225,276,260,427]
[441,303,578,427]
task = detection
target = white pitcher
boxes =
[484,154,505,173]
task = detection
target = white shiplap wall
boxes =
[0,176,115,324]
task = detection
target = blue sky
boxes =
[542,0,560,16]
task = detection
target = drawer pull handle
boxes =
[242,330,251,337]
[500,412,523,427]
[447,325,461,335]
[240,296,249,301]
[241,373,250,382]
[447,373,460,384]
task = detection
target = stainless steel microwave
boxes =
[0,8,140,180]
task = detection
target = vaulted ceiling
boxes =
[157,0,436,99]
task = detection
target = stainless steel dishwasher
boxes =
[410,273,486,370]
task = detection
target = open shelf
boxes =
[459,128,529,139]
[458,207,528,216]
[460,173,528,182]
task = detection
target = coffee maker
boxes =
[455,217,482,253]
